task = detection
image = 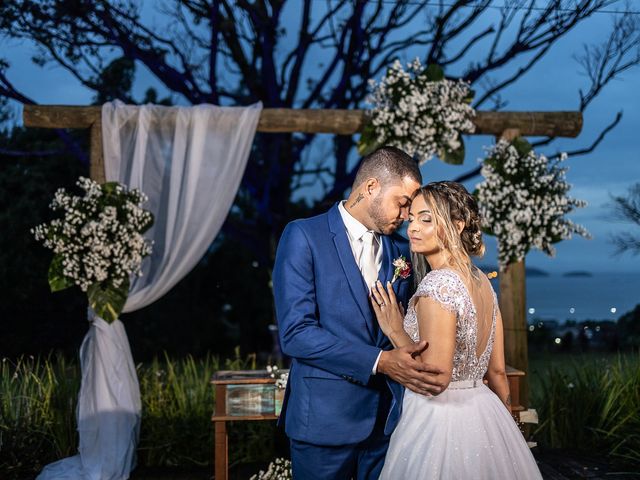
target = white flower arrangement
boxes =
[475,138,590,269]
[359,58,476,165]
[32,176,154,322]
[250,457,292,480]
[266,365,289,389]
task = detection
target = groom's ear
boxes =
[365,178,380,197]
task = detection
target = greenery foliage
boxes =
[0,351,281,479]
[531,353,640,466]
[3,352,639,478]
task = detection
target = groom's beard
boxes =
[369,196,403,235]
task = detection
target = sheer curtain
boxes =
[37,100,262,480]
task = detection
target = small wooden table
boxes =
[211,370,284,480]
[506,366,526,419]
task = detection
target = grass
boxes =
[0,354,80,475]
[1,349,280,479]
[2,351,638,478]
[529,351,640,465]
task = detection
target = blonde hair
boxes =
[411,181,485,286]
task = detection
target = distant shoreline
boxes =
[478,267,639,277]
[563,271,593,277]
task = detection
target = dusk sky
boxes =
[2,2,639,274]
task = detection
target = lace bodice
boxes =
[403,269,497,382]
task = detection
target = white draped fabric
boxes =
[38,100,262,480]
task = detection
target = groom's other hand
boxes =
[377,340,445,395]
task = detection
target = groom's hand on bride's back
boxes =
[377,340,445,396]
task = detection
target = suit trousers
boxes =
[290,388,392,480]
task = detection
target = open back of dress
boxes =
[402,267,497,382]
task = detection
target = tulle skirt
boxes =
[380,382,542,480]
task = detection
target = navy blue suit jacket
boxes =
[273,203,414,446]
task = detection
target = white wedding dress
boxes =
[380,269,542,479]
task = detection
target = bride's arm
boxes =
[385,328,414,349]
[414,297,456,392]
[485,309,511,412]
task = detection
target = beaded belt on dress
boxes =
[448,379,483,390]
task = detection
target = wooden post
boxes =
[500,260,529,408]
[89,118,105,183]
[214,383,228,480]
[497,128,529,408]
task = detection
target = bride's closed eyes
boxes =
[408,211,433,223]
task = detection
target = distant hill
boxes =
[563,271,593,277]
[526,267,550,277]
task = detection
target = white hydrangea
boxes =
[267,365,289,390]
[365,58,475,164]
[32,176,153,292]
[476,140,590,269]
[250,458,292,480]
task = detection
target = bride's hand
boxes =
[370,280,405,337]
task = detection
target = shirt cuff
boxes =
[372,350,383,374]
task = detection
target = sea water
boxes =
[494,272,640,322]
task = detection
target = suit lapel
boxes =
[378,236,393,286]
[328,205,376,341]
[376,235,401,347]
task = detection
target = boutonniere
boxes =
[391,256,412,283]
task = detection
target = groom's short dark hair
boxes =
[353,146,422,189]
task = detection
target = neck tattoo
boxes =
[350,193,364,209]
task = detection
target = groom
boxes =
[273,146,445,479]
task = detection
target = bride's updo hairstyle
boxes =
[410,181,485,284]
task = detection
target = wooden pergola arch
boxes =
[23,105,583,407]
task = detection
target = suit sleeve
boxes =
[273,222,381,385]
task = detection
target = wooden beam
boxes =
[23,105,583,137]
[24,105,102,129]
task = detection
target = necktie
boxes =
[360,231,379,288]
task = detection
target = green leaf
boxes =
[425,64,445,81]
[48,255,74,292]
[481,226,495,237]
[87,277,130,323]
[511,137,532,156]
[439,137,465,165]
[357,122,380,156]
[465,89,476,104]
[101,181,121,195]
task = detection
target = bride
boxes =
[370,181,542,479]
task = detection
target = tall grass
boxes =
[532,353,640,465]
[1,349,277,479]
[7,351,635,477]
[0,355,80,476]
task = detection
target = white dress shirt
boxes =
[338,201,384,374]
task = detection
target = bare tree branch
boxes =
[0,61,89,165]
[549,111,622,160]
